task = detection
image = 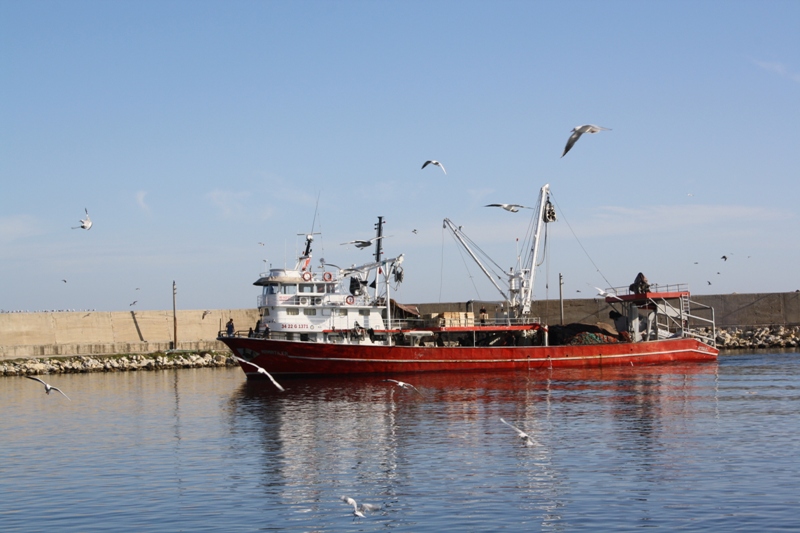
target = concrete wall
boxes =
[0,309,259,360]
[416,292,800,329]
[3,292,799,360]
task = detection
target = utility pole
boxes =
[172,280,177,350]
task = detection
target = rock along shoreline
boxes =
[2,326,799,377]
[2,351,238,377]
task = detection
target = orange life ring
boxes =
[302,272,312,281]
[346,295,355,305]
[323,272,333,282]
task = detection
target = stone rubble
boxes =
[714,325,800,350]
[1,351,237,376]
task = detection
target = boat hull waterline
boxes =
[219,336,718,377]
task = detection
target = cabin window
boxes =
[262,309,270,316]
[303,308,316,316]
[264,284,279,295]
[359,309,370,316]
[326,284,336,294]
[286,308,299,316]
[315,284,326,293]
[337,308,348,316]
[300,284,314,294]
[281,284,297,295]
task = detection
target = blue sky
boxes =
[2,1,799,312]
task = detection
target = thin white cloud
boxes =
[135,190,149,211]
[751,58,800,84]
[0,215,44,243]
[205,190,251,218]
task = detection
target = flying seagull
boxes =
[25,376,71,400]
[721,255,728,261]
[340,236,386,249]
[340,496,381,518]
[484,203,532,213]
[383,378,423,396]
[72,208,93,230]
[129,300,137,306]
[500,417,535,446]
[421,160,446,174]
[562,124,611,157]
[201,310,211,319]
[62,279,67,283]
[231,355,285,391]
[595,287,623,301]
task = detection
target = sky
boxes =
[2,1,799,313]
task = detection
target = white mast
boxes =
[443,183,554,318]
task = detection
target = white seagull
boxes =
[500,417,535,446]
[232,355,285,391]
[26,376,71,400]
[340,496,381,518]
[595,287,623,301]
[72,208,93,230]
[340,236,386,249]
[384,378,423,396]
[562,124,611,157]
[421,160,446,174]
[484,203,532,213]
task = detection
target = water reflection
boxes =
[224,362,719,529]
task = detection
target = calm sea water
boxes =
[2,352,799,532]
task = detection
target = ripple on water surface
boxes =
[2,354,800,531]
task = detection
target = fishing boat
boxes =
[219,185,718,378]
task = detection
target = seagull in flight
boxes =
[340,236,386,249]
[595,287,623,301]
[231,355,285,391]
[72,208,93,230]
[25,376,71,400]
[340,496,381,518]
[484,203,532,213]
[500,417,535,446]
[721,255,728,261]
[129,300,137,306]
[62,279,67,283]
[384,378,423,396]
[562,124,611,157]
[421,160,446,174]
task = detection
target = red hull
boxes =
[219,336,718,378]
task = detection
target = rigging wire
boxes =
[549,191,615,289]
[446,230,483,301]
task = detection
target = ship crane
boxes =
[444,184,555,320]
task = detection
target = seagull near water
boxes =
[484,203,532,213]
[25,376,71,400]
[231,355,285,391]
[340,496,381,518]
[562,124,611,157]
[340,236,387,249]
[500,417,535,447]
[383,378,423,396]
[421,160,446,174]
[71,208,92,230]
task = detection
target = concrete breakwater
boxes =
[716,325,800,350]
[2,351,238,376]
